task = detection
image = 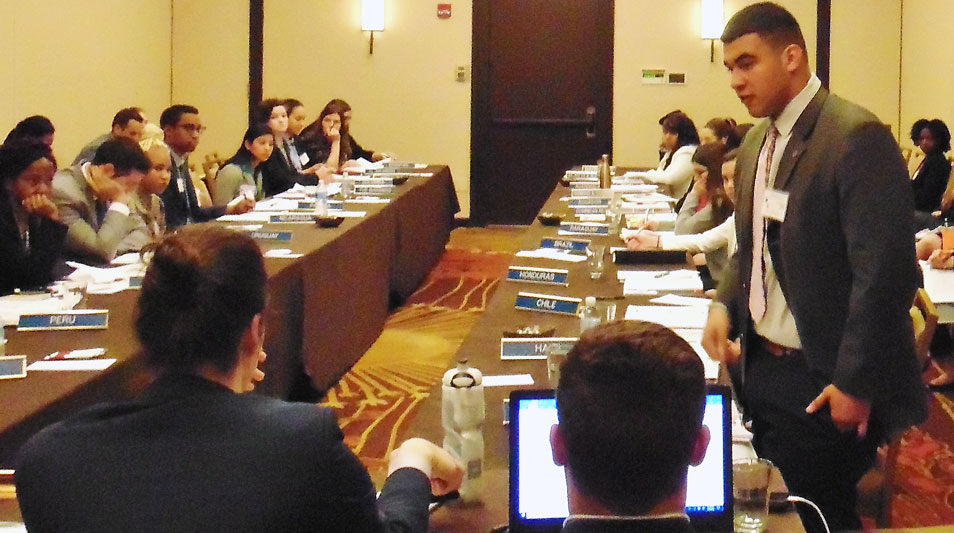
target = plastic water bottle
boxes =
[314,181,329,217]
[580,296,601,334]
[442,359,485,503]
[341,177,354,200]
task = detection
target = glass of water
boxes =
[586,245,605,279]
[733,458,773,532]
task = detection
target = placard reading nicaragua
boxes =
[500,337,579,360]
[18,310,109,331]
[569,198,610,207]
[506,266,569,286]
[540,237,590,253]
[270,213,316,223]
[515,292,581,316]
[572,206,607,216]
[558,222,610,236]
[248,230,292,242]
[571,188,614,198]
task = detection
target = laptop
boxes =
[508,385,733,532]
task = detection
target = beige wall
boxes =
[0,1,171,166]
[263,0,474,213]
[171,0,249,163]
[900,0,954,149]
[830,0,902,136]
[614,0,816,169]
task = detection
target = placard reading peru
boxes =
[540,237,590,253]
[18,310,109,331]
[500,337,578,360]
[558,222,610,236]
[514,292,581,316]
[270,214,316,224]
[506,266,570,286]
[248,231,292,242]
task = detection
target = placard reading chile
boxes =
[18,310,109,331]
[515,292,581,316]
[558,222,609,236]
[506,266,570,286]
[540,238,590,254]
[500,337,578,360]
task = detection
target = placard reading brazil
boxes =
[506,266,569,286]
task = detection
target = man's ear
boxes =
[689,425,711,467]
[239,314,263,358]
[781,43,804,74]
[550,424,568,467]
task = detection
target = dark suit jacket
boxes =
[718,88,927,438]
[0,196,67,294]
[260,143,317,198]
[15,374,432,533]
[562,515,694,532]
[161,156,226,229]
[911,151,951,212]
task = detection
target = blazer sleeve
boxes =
[661,215,733,254]
[317,411,430,532]
[640,146,696,189]
[831,123,921,400]
[212,164,244,206]
[674,188,716,235]
[351,136,374,162]
[54,186,135,263]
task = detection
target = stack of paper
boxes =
[0,291,83,326]
[515,249,587,263]
[624,304,708,329]
[619,269,702,293]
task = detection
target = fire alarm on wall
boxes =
[438,4,451,19]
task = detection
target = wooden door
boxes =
[471,0,614,225]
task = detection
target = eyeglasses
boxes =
[177,124,206,135]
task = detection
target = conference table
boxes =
[0,166,459,468]
[402,181,806,532]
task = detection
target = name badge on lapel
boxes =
[299,152,310,166]
[763,189,789,222]
[514,292,581,315]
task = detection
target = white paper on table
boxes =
[0,291,83,327]
[650,294,712,307]
[620,269,702,293]
[347,197,391,204]
[621,192,678,204]
[264,249,304,259]
[922,261,954,303]
[86,279,132,295]
[611,184,663,194]
[217,212,274,223]
[254,198,299,211]
[27,359,117,371]
[110,252,142,266]
[482,374,535,387]
[515,249,588,263]
[649,212,678,224]
[223,224,264,231]
[624,304,708,329]
[577,214,606,222]
[329,210,367,218]
[620,201,673,213]
[353,157,384,170]
[66,262,145,285]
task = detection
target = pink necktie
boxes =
[749,125,779,323]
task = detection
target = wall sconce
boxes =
[361,0,385,55]
[700,0,724,62]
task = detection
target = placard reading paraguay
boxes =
[558,222,610,236]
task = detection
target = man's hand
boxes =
[388,438,465,496]
[702,304,738,365]
[806,384,871,437]
[226,197,255,215]
[22,194,59,221]
[928,248,954,270]
[87,165,126,204]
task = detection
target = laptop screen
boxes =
[509,386,733,532]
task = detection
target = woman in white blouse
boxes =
[633,110,700,204]
[623,150,738,261]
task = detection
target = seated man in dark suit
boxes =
[15,224,463,532]
[52,137,151,263]
[550,321,709,532]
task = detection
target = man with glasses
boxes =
[159,105,252,228]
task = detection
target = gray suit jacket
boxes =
[719,88,926,438]
[52,165,142,264]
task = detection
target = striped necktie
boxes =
[749,125,779,323]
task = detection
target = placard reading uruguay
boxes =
[506,266,570,286]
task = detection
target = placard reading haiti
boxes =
[540,238,590,253]
[500,337,578,360]
[506,266,570,286]
[558,222,609,236]
[514,292,581,315]
[18,310,109,331]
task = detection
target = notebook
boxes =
[508,385,733,532]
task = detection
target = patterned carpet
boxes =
[319,227,520,477]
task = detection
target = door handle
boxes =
[584,106,596,139]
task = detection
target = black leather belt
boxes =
[756,335,800,358]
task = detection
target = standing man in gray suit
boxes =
[701,3,926,530]
[52,138,151,264]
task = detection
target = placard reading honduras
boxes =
[249,230,292,242]
[515,292,581,316]
[558,222,609,236]
[507,266,570,286]
[500,337,578,360]
[18,310,109,331]
[540,238,590,253]
[569,198,610,207]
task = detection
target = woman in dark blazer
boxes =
[255,98,321,196]
[0,141,67,294]
[909,119,951,216]
[297,99,363,173]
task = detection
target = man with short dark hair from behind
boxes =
[158,104,252,228]
[71,107,146,165]
[550,320,709,532]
